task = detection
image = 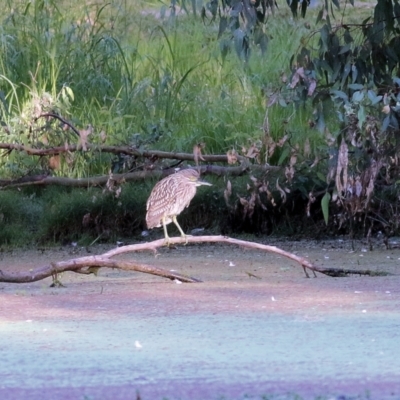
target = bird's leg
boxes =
[172,216,191,244]
[162,216,171,247]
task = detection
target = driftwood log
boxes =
[0,235,386,285]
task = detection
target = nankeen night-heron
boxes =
[146,169,212,244]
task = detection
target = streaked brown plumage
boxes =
[146,169,212,244]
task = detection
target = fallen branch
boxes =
[103,236,390,278]
[0,255,201,284]
[0,236,382,285]
[0,141,244,162]
[0,164,279,189]
[103,236,321,277]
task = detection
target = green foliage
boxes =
[0,191,42,246]
[37,184,149,243]
[283,0,400,236]
[2,0,399,241]
[0,0,316,169]
[321,192,330,225]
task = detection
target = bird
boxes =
[146,169,212,245]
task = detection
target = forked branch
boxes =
[0,236,384,284]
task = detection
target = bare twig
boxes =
[35,113,81,136]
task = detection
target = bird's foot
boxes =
[181,234,192,245]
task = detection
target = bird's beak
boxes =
[198,180,212,186]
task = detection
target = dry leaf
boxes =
[193,143,206,166]
[285,166,295,182]
[307,79,317,96]
[276,179,287,203]
[325,128,336,147]
[78,124,93,151]
[239,196,248,207]
[82,213,91,227]
[267,93,279,108]
[289,152,297,167]
[268,141,277,157]
[310,155,320,168]
[290,67,306,89]
[277,134,289,147]
[250,175,259,184]
[304,138,311,157]
[48,155,61,170]
[259,181,269,193]
[224,180,232,206]
[306,192,316,216]
[365,160,380,202]
[263,111,270,139]
[335,139,349,196]
[100,130,107,143]
[246,144,259,159]
[227,149,238,165]
[290,70,300,89]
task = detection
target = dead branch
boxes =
[0,255,201,284]
[103,236,388,278]
[103,236,322,277]
[0,236,381,285]
[0,141,244,161]
[0,164,280,189]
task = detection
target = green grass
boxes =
[0,0,374,161]
[0,0,379,245]
[0,0,336,167]
[0,191,42,246]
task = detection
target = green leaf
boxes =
[348,83,364,90]
[64,86,74,102]
[233,29,245,58]
[316,8,324,25]
[351,64,358,83]
[344,29,353,44]
[367,90,383,105]
[382,115,390,131]
[218,16,228,39]
[317,172,327,182]
[254,30,269,55]
[390,115,399,129]
[277,147,290,166]
[278,97,287,107]
[357,105,366,129]
[341,62,351,87]
[330,90,348,101]
[331,0,340,9]
[321,192,331,225]
[338,44,351,55]
[319,25,330,53]
[352,90,364,103]
[288,0,298,17]
[207,0,218,18]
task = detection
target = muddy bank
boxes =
[0,239,399,399]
